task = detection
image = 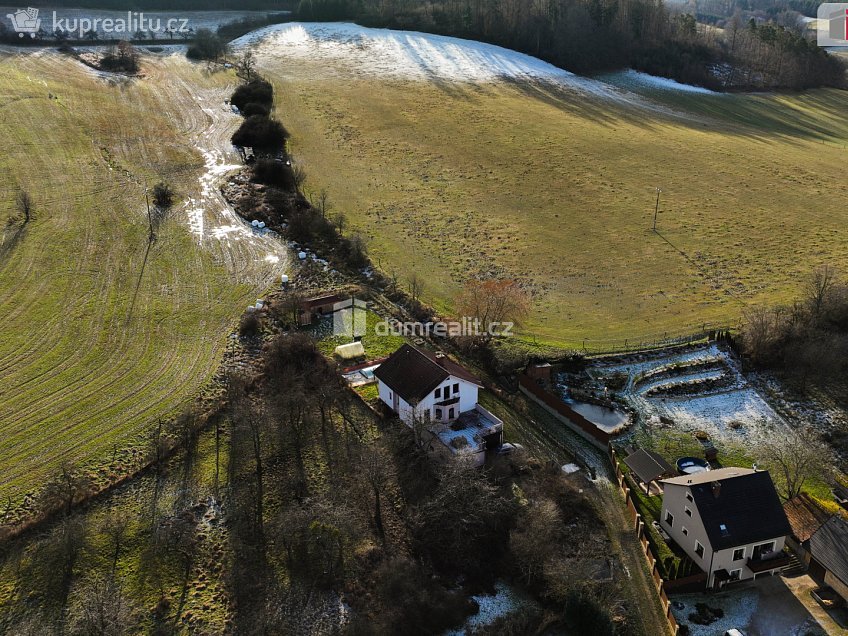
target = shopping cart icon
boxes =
[6,8,41,38]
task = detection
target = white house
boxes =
[660,467,791,589]
[374,344,503,466]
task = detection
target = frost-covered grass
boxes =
[237,23,848,347]
[594,345,785,445]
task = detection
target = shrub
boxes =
[186,29,228,61]
[151,182,175,209]
[241,102,271,117]
[253,158,296,191]
[231,79,274,111]
[239,311,261,338]
[231,115,289,153]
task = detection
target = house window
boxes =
[389,391,393,400]
[729,569,742,581]
[435,387,441,399]
[753,541,775,561]
[435,408,442,420]
[686,492,693,503]
[684,506,692,517]
[682,527,688,536]
[449,408,455,419]
[695,541,705,558]
[733,548,745,561]
[453,383,459,394]
[664,511,674,527]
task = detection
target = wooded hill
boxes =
[297,0,846,90]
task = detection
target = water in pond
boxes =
[570,401,630,433]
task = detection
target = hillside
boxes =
[0,51,284,501]
[236,22,848,348]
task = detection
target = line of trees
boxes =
[296,0,845,90]
[226,71,370,271]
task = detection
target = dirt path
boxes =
[147,55,289,287]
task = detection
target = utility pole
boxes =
[652,187,662,232]
[145,189,154,243]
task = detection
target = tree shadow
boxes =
[0,221,28,263]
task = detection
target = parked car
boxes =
[724,629,746,636]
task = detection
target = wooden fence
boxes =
[610,448,708,635]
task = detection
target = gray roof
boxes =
[809,516,848,587]
[623,448,674,484]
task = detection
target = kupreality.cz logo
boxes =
[6,7,40,38]
[818,3,848,46]
[5,7,192,39]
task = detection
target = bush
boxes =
[239,311,261,338]
[252,158,297,191]
[100,42,139,73]
[231,115,289,153]
[241,102,271,117]
[151,182,175,209]
[186,28,228,61]
[231,79,274,111]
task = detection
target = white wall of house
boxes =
[377,376,479,427]
[661,483,787,586]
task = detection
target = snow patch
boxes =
[600,69,719,94]
[231,22,677,114]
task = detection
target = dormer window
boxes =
[719,523,730,538]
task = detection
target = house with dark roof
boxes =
[660,467,791,589]
[808,515,848,603]
[374,344,503,466]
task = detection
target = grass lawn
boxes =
[262,57,848,349]
[313,309,406,361]
[0,52,261,502]
[354,382,379,402]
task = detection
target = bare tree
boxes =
[360,442,393,538]
[16,189,33,225]
[101,512,130,576]
[237,50,256,81]
[760,425,833,500]
[510,497,562,586]
[408,272,424,305]
[67,573,138,635]
[806,265,836,320]
[41,462,92,517]
[455,278,530,338]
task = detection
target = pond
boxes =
[569,401,630,433]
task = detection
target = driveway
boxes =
[672,574,845,636]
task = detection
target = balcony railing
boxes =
[747,552,791,573]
